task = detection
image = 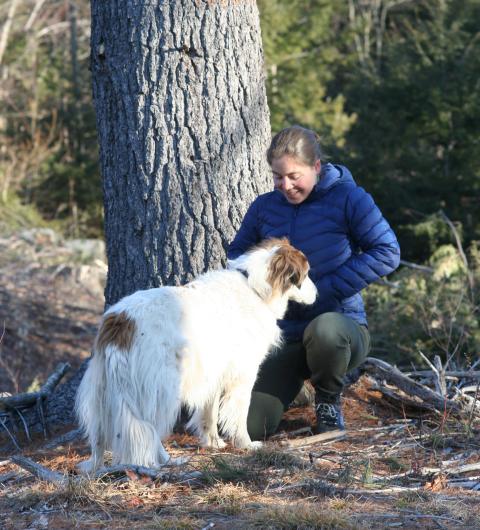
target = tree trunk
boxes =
[91,0,271,306]
[2,0,271,445]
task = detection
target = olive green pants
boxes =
[247,312,371,441]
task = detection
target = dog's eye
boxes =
[291,271,302,287]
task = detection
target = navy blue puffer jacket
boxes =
[228,163,401,342]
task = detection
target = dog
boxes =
[76,238,317,472]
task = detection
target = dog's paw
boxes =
[200,434,227,449]
[212,437,227,449]
[233,437,263,450]
[76,458,98,476]
[167,455,190,466]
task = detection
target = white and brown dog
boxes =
[76,238,317,472]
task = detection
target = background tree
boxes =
[339,0,480,261]
[0,0,100,237]
[91,0,271,306]
[258,0,356,147]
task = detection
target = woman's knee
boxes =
[304,312,350,352]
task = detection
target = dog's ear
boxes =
[267,246,309,295]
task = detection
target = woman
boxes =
[228,125,400,439]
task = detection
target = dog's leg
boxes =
[77,433,106,475]
[201,392,227,448]
[187,393,226,449]
[75,355,108,474]
[219,373,262,450]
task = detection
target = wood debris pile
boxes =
[360,356,480,423]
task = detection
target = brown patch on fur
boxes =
[267,242,309,295]
[95,311,136,355]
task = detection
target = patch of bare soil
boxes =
[0,229,479,529]
[0,229,104,394]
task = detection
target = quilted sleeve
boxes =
[316,187,400,301]
[227,199,261,259]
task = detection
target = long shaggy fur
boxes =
[76,239,317,472]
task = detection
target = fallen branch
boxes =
[11,455,69,485]
[270,426,312,440]
[362,357,462,415]
[0,471,20,484]
[0,363,70,410]
[367,378,441,416]
[41,428,82,450]
[281,429,346,448]
[406,370,480,379]
[93,464,203,483]
[447,479,480,490]
[11,454,202,486]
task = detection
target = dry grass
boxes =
[196,483,254,515]
[242,502,364,529]
[1,378,480,529]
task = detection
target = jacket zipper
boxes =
[290,205,300,244]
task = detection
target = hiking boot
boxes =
[314,398,345,434]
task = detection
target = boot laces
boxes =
[316,402,338,420]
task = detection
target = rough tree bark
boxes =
[3,0,271,441]
[94,0,271,305]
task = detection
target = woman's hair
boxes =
[267,125,323,167]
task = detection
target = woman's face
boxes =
[271,155,321,204]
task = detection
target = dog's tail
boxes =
[75,347,105,467]
[76,310,180,468]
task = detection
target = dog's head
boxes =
[229,238,317,307]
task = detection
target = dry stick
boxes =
[11,455,203,486]
[0,415,21,451]
[448,480,480,490]
[281,429,346,448]
[399,259,434,273]
[270,426,312,440]
[434,355,447,396]
[406,370,480,379]
[439,210,475,294]
[24,0,47,31]
[0,0,21,65]
[93,464,203,483]
[0,471,19,484]
[11,455,69,485]
[0,363,71,445]
[376,462,480,484]
[455,388,480,417]
[362,357,461,414]
[0,362,71,410]
[41,428,82,450]
[468,381,480,429]
[367,377,440,414]
[417,350,445,397]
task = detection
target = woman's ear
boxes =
[315,159,321,177]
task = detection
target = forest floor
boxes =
[0,229,479,529]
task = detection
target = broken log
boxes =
[0,363,70,410]
[362,357,462,415]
